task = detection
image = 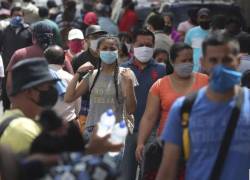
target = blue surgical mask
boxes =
[100,50,118,64]
[210,65,242,93]
[10,16,23,28]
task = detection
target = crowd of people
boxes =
[0,0,249,179]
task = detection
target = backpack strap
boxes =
[180,91,198,161]
[0,115,20,138]
[209,87,244,180]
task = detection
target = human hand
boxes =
[135,144,144,162]
[77,62,94,73]
[121,68,133,83]
[85,127,123,155]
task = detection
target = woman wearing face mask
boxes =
[136,42,208,162]
[65,35,137,139]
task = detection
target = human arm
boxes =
[84,127,123,155]
[156,143,181,180]
[121,68,137,114]
[135,92,161,161]
[156,97,184,180]
[184,29,192,45]
[64,62,94,103]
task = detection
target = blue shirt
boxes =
[185,26,208,72]
[121,59,166,132]
[161,87,250,180]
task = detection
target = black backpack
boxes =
[140,92,198,180]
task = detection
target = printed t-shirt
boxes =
[150,72,208,135]
[83,67,138,129]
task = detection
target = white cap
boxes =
[68,29,84,40]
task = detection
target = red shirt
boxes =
[7,44,43,72]
[119,9,138,33]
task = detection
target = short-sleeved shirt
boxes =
[6,44,43,72]
[83,67,138,128]
[161,87,250,180]
[185,26,209,72]
[121,59,166,132]
[177,21,195,33]
[72,49,99,73]
[0,109,41,154]
[239,54,250,73]
[150,73,208,135]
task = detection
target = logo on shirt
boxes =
[151,70,158,81]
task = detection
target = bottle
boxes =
[109,120,128,156]
[97,109,116,137]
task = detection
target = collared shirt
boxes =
[121,58,166,131]
[49,64,81,121]
[0,109,41,154]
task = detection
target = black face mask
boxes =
[163,25,172,35]
[34,85,58,108]
[200,21,210,30]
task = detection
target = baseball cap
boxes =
[198,8,210,17]
[85,25,107,37]
[68,29,84,40]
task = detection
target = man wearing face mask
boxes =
[71,25,107,131]
[146,14,173,53]
[72,25,107,72]
[0,6,32,111]
[185,8,211,72]
[120,29,166,180]
[223,16,248,39]
[64,28,85,74]
[157,34,250,180]
[0,58,59,155]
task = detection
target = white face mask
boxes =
[90,39,99,51]
[134,46,154,63]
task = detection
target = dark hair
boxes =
[211,14,226,30]
[62,0,76,21]
[162,12,174,23]
[89,36,121,104]
[47,0,57,9]
[202,33,240,56]
[10,6,22,16]
[237,33,250,54]
[153,48,169,59]
[241,70,250,89]
[118,32,132,43]
[32,22,54,50]
[38,6,49,18]
[132,29,155,43]
[39,109,63,131]
[1,1,10,9]
[44,45,65,65]
[226,16,242,28]
[147,14,165,31]
[170,42,192,62]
